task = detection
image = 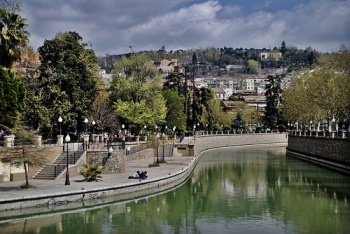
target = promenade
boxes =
[0,156,196,213]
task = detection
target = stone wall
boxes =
[194,133,288,155]
[287,135,350,166]
[86,151,126,174]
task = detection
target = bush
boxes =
[80,163,105,182]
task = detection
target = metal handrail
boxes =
[53,143,84,177]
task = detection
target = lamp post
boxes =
[65,134,70,185]
[108,146,113,157]
[84,118,88,134]
[92,120,95,135]
[173,126,176,139]
[58,116,63,135]
[206,124,208,134]
[122,124,125,135]
[197,122,200,131]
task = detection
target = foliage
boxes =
[0,67,25,127]
[282,48,350,125]
[80,163,105,182]
[99,43,320,77]
[92,92,119,134]
[0,123,48,187]
[231,112,246,130]
[264,74,284,130]
[32,31,100,137]
[162,89,186,133]
[110,54,166,129]
[148,134,162,164]
[0,8,29,68]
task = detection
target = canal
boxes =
[0,144,349,233]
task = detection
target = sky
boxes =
[20,0,350,56]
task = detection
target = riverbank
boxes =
[0,156,197,213]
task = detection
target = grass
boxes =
[20,183,36,189]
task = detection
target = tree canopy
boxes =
[282,49,350,125]
[0,67,25,126]
[29,31,100,137]
[0,7,29,68]
[109,54,166,129]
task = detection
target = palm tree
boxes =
[0,8,29,68]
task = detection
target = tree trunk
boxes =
[24,162,29,187]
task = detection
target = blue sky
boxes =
[20,0,350,55]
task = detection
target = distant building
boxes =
[260,51,282,60]
[240,76,267,93]
[153,59,179,76]
[211,87,226,99]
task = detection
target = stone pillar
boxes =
[35,136,42,147]
[3,136,12,147]
[83,134,89,149]
[332,131,336,138]
[93,134,99,143]
[341,130,346,139]
[315,131,319,137]
[57,135,64,146]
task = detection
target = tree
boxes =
[280,40,287,55]
[36,31,100,137]
[264,74,284,130]
[92,92,119,134]
[231,112,246,131]
[0,67,25,127]
[163,63,184,95]
[162,89,186,133]
[0,8,29,68]
[109,54,167,129]
[283,49,350,127]
[0,123,48,188]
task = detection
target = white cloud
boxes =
[21,0,350,55]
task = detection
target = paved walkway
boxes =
[0,156,195,204]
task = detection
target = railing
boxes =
[126,144,148,155]
[54,143,84,177]
[288,129,350,140]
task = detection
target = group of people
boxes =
[128,170,148,180]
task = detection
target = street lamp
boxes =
[58,116,63,135]
[206,124,208,134]
[84,118,88,135]
[122,124,125,134]
[92,120,95,135]
[197,122,200,131]
[65,134,70,185]
[108,146,113,157]
[173,126,176,139]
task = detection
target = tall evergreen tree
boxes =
[264,74,284,130]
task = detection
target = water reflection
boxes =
[1,145,349,233]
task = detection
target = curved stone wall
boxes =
[194,133,288,155]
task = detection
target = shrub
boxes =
[80,163,105,182]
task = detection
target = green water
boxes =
[1,145,349,233]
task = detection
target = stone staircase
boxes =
[33,143,85,180]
